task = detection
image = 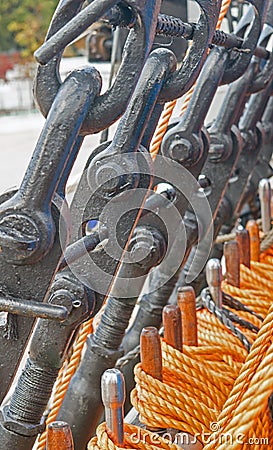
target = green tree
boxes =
[0,0,58,58]
[0,1,20,52]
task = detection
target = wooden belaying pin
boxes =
[163,305,182,352]
[46,421,74,450]
[236,228,250,268]
[206,258,223,308]
[140,327,162,381]
[101,368,126,446]
[140,327,171,436]
[246,220,260,262]
[259,178,271,233]
[177,286,198,347]
[224,240,240,288]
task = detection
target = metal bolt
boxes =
[130,240,154,265]
[0,214,40,262]
[259,178,271,233]
[209,143,225,161]
[72,299,82,308]
[0,295,69,321]
[95,163,122,192]
[155,183,176,203]
[101,368,125,446]
[168,135,192,162]
[206,258,222,309]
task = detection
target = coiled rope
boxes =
[199,240,273,448]
[202,301,273,448]
[130,226,273,448]
[88,422,181,450]
[130,288,255,438]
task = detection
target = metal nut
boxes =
[168,136,192,162]
[1,406,45,437]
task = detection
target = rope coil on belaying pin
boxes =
[222,221,273,318]
[200,212,273,448]
[89,223,273,448]
[119,184,273,448]
[131,229,273,446]
[132,327,219,437]
[88,365,182,449]
[131,280,249,442]
[202,301,273,449]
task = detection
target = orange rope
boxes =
[250,260,273,279]
[214,342,273,449]
[131,335,244,437]
[150,100,177,159]
[131,238,273,448]
[216,0,232,28]
[222,282,271,317]
[88,422,181,450]
[197,238,273,447]
[240,264,273,294]
[88,240,273,449]
[132,363,216,435]
[131,294,273,450]
[202,300,273,448]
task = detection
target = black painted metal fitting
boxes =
[0,212,44,263]
[165,131,204,167]
[208,132,233,162]
[0,274,95,449]
[88,150,140,197]
[7,358,59,428]
[0,295,69,321]
[128,225,167,269]
[1,404,45,437]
